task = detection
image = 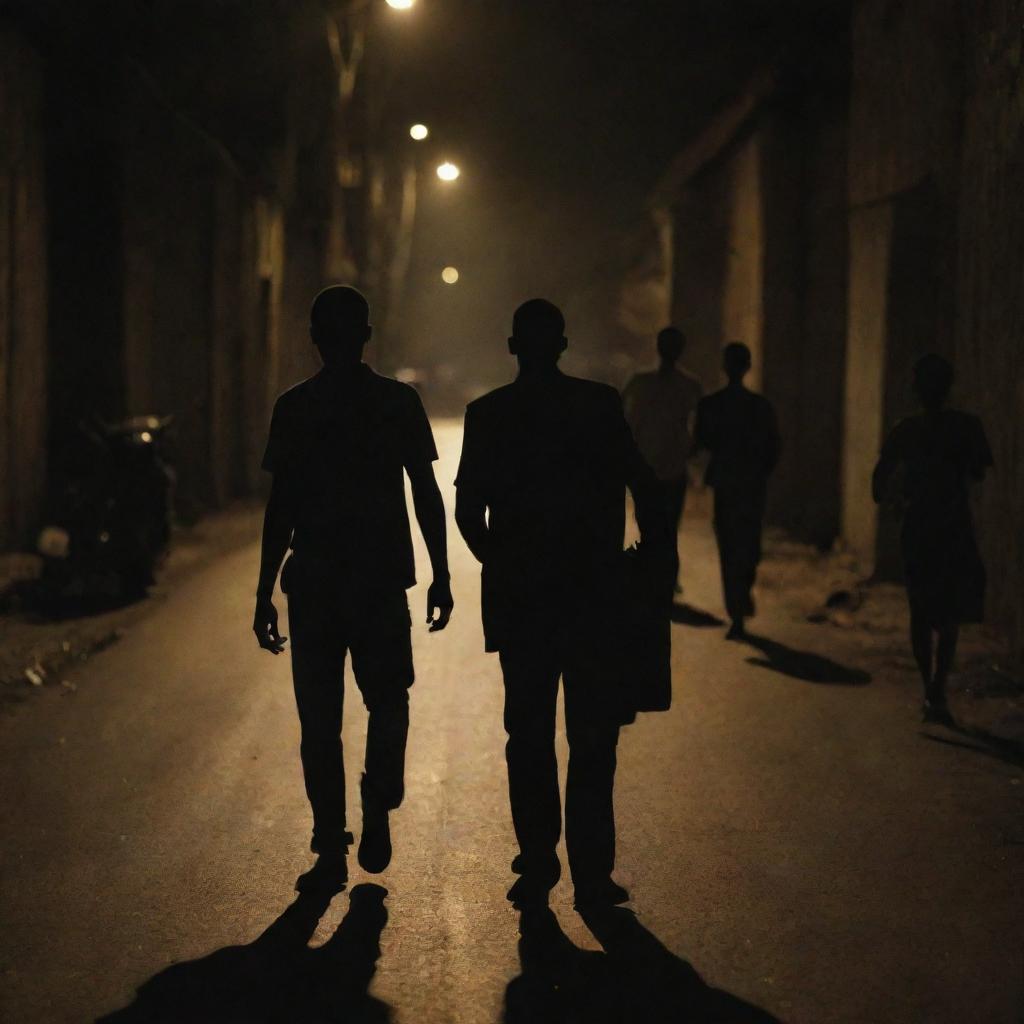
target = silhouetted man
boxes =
[872,354,992,725]
[253,285,453,883]
[694,342,779,640]
[622,326,703,592]
[455,298,660,909]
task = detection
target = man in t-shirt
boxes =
[694,342,779,640]
[253,285,453,886]
[622,326,703,591]
[455,298,664,910]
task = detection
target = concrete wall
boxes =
[842,202,891,564]
[670,170,732,393]
[120,81,286,519]
[955,0,1024,659]
[841,0,962,574]
[720,134,765,391]
[787,67,849,547]
[0,29,48,550]
[44,26,127,445]
[754,65,850,549]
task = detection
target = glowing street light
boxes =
[385,0,415,9]
[441,266,459,284]
[436,161,460,182]
[409,123,429,141]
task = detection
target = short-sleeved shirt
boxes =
[878,410,993,515]
[262,364,437,589]
[622,368,703,480]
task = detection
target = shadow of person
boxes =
[670,602,726,628]
[504,906,780,1024]
[97,883,391,1023]
[741,632,871,685]
[921,723,1024,768]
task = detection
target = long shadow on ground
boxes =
[97,883,391,1024]
[921,723,1024,768]
[740,633,871,686]
[671,602,726,628]
[504,905,780,1024]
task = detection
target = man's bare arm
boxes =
[253,476,293,653]
[407,460,454,632]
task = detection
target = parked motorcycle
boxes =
[35,415,175,610]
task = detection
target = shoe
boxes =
[507,851,561,908]
[295,850,348,894]
[921,700,955,727]
[358,774,392,874]
[725,620,746,641]
[506,875,553,909]
[573,877,630,910]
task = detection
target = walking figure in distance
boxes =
[622,326,703,593]
[455,299,662,910]
[253,285,453,885]
[694,342,779,640]
[872,354,992,725]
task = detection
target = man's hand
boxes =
[253,594,287,654]
[426,579,454,632]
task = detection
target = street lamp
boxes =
[409,123,429,141]
[436,161,460,182]
[441,266,459,284]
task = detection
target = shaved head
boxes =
[512,298,565,342]
[508,298,568,371]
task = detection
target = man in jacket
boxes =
[455,298,661,909]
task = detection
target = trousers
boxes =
[712,484,765,622]
[499,623,621,888]
[287,578,413,851]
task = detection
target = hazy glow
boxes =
[441,266,459,284]
[409,123,429,141]
[436,161,460,181]
[385,0,415,9]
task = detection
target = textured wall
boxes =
[120,81,285,519]
[0,30,48,549]
[842,0,962,575]
[955,0,1024,659]
[670,167,732,394]
[847,0,962,205]
[841,202,891,566]
[720,134,765,392]
[760,58,850,548]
